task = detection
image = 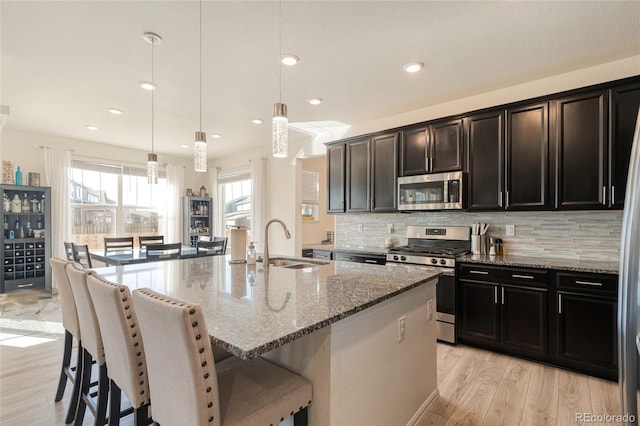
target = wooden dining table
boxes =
[89,246,197,266]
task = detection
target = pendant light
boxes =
[194,0,207,172]
[272,0,288,158]
[143,32,162,184]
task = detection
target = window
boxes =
[70,160,167,250]
[301,170,319,221]
[217,166,252,247]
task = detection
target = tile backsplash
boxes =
[335,211,622,262]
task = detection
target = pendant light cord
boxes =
[199,0,203,131]
[278,0,282,103]
[151,37,155,154]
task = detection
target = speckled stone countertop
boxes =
[331,246,390,256]
[94,255,440,359]
[459,254,619,275]
[301,243,334,250]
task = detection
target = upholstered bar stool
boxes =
[133,288,312,426]
[86,274,151,426]
[49,258,84,424]
[66,263,109,426]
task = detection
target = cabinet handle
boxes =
[499,191,503,208]
[501,287,505,305]
[469,270,489,275]
[611,186,615,205]
[575,280,603,287]
[429,157,433,172]
[18,283,34,288]
[602,186,607,205]
[512,274,534,280]
[505,191,510,207]
[558,294,562,314]
[494,286,498,304]
[340,256,354,261]
[364,259,378,264]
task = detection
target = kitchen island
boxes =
[94,255,441,426]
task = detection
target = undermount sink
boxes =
[267,258,330,269]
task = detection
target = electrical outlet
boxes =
[398,316,406,342]
[387,223,394,233]
[358,223,364,232]
[427,299,433,320]
[506,224,515,237]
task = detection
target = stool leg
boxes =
[133,404,149,426]
[55,330,73,401]
[108,380,121,426]
[293,407,308,426]
[94,364,109,426]
[74,349,93,426]
[65,342,85,424]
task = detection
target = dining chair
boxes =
[132,288,312,426]
[213,237,228,254]
[66,263,109,426]
[145,242,181,261]
[64,242,76,261]
[104,237,134,252]
[138,235,164,248]
[196,240,226,257]
[72,244,93,268]
[87,274,151,426]
[50,258,84,424]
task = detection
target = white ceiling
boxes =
[2,1,640,160]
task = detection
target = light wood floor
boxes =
[0,296,625,426]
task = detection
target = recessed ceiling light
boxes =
[85,125,98,131]
[308,97,323,106]
[138,81,157,90]
[252,118,263,125]
[210,134,221,139]
[281,54,300,66]
[108,108,123,115]
[180,144,189,149]
[403,61,424,73]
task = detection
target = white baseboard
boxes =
[407,388,440,426]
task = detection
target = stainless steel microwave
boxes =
[397,171,465,210]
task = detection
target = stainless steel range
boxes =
[386,226,471,344]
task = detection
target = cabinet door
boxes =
[501,285,548,355]
[466,110,504,210]
[557,291,617,378]
[429,118,464,173]
[327,143,346,213]
[370,133,398,212]
[610,82,640,209]
[505,102,549,209]
[554,91,608,209]
[346,138,371,212]
[458,280,500,343]
[399,127,428,176]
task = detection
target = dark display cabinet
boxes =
[1,185,51,293]
[183,196,213,247]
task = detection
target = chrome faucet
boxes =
[263,219,292,267]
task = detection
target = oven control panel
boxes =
[386,253,456,268]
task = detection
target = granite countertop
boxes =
[302,244,391,257]
[302,243,334,250]
[459,253,619,275]
[95,256,440,359]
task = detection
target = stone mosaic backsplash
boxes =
[335,211,622,262]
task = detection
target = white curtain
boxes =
[250,157,267,253]
[43,147,72,261]
[165,164,184,244]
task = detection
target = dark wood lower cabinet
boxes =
[458,263,618,381]
[556,291,617,380]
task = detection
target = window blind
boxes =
[302,171,319,204]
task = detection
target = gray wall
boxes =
[335,211,621,262]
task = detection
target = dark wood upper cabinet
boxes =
[466,110,504,210]
[370,133,398,212]
[399,127,428,176]
[346,138,371,213]
[609,82,640,209]
[553,91,608,209]
[326,143,346,213]
[429,118,464,173]
[400,119,463,176]
[505,102,549,210]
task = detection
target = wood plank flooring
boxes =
[0,296,628,426]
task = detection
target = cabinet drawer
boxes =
[459,263,547,286]
[313,250,333,260]
[3,279,45,293]
[556,272,618,295]
[334,252,386,265]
